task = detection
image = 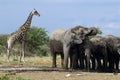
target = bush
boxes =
[26,26,49,56]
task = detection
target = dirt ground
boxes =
[18,72,120,80]
[0,71,120,80]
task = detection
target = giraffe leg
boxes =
[7,48,10,62]
[20,41,25,63]
[7,39,13,62]
[20,48,22,62]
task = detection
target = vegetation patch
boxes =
[0,75,31,80]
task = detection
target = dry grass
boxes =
[0,55,61,68]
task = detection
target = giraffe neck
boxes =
[23,12,33,27]
[9,11,35,43]
[16,11,34,34]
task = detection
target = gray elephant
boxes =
[49,29,65,68]
[104,35,120,72]
[90,36,108,71]
[49,28,82,68]
[49,25,97,70]
[71,36,108,72]
[62,26,97,70]
[70,37,93,71]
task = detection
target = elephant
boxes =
[70,37,93,71]
[49,25,97,70]
[49,28,83,68]
[62,25,97,70]
[69,44,81,69]
[104,35,120,72]
[90,36,108,71]
[49,29,65,68]
[71,36,108,72]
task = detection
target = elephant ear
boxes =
[71,26,80,34]
[70,30,83,44]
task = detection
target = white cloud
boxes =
[41,0,120,3]
[104,22,120,29]
[100,22,120,36]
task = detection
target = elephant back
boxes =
[49,29,65,41]
[90,36,106,46]
[49,29,65,54]
[105,35,120,50]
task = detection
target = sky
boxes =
[0,0,120,36]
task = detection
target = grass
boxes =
[0,75,31,80]
[0,55,62,80]
[0,55,61,68]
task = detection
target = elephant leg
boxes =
[103,49,108,71]
[85,56,90,71]
[63,45,70,69]
[85,49,90,72]
[91,56,96,70]
[109,60,114,72]
[108,55,114,72]
[103,56,108,71]
[96,58,101,71]
[79,53,85,69]
[61,53,64,68]
[115,60,119,71]
[114,55,119,71]
[72,51,79,69]
[69,47,79,69]
[69,52,73,69]
[52,52,57,68]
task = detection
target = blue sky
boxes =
[0,0,120,36]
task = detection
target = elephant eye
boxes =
[79,30,84,35]
[71,34,75,39]
[80,35,85,40]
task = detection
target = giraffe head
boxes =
[31,9,40,16]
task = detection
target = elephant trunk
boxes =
[86,27,97,36]
[85,48,91,72]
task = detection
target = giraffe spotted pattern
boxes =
[7,9,40,62]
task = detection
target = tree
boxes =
[0,34,8,46]
[26,26,49,56]
[0,34,8,54]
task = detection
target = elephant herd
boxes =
[49,25,120,72]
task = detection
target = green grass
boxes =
[0,75,11,80]
[0,75,31,80]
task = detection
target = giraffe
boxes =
[7,9,40,62]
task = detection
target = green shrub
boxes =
[0,75,11,80]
